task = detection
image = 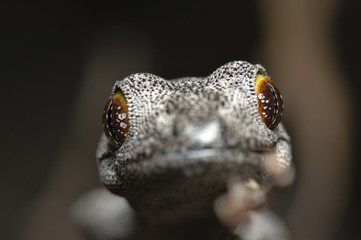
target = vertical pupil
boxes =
[255,74,283,130]
[102,90,129,148]
[106,100,120,146]
[267,81,278,126]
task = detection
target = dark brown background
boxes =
[2,0,360,239]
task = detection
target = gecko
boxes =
[73,61,294,240]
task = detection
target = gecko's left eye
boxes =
[102,90,129,148]
[255,74,283,130]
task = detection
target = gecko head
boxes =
[96,61,293,211]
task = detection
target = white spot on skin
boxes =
[120,122,127,128]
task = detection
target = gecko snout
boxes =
[172,114,228,149]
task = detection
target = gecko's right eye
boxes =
[255,74,284,130]
[102,90,129,148]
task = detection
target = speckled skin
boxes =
[95,61,292,239]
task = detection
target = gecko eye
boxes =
[102,90,129,148]
[255,74,283,130]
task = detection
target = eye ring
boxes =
[255,74,283,130]
[102,89,130,148]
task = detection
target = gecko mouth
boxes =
[97,134,287,165]
[98,140,274,166]
[97,141,275,209]
[96,133,291,212]
[96,133,289,188]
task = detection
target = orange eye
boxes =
[255,74,283,130]
[102,90,129,148]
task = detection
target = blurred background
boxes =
[1,0,360,239]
